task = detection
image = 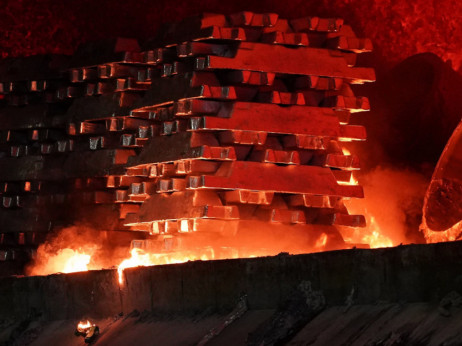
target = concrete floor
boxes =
[2,303,462,345]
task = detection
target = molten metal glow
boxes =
[341,217,394,249]
[341,168,394,249]
[28,247,93,276]
[349,173,359,185]
[422,219,462,243]
[116,232,342,285]
[117,248,155,284]
[117,247,230,285]
[360,216,393,248]
[338,172,359,186]
[338,149,359,186]
[314,233,328,249]
[342,148,351,155]
[61,250,92,273]
[28,225,341,283]
[28,162,407,282]
[77,320,93,331]
[340,215,394,249]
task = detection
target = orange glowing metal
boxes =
[117,247,227,285]
[314,233,328,250]
[340,163,394,249]
[340,211,394,249]
[360,217,393,248]
[62,250,92,273]
[30,232,341,284]
[422,219,462,243]
[338,171,359,186]
[338,148,359,186]
[77,320,93,332]
[27,169,397,285]
[118,248,152,284]
[349,174,359,185]
[342,148,351,155]
[27,247,94,276]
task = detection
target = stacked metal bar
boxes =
[0,39,149,262]
[0,54,72,262]
[62,38,149,235]
[0,12,375,265]
[122,12,375,254]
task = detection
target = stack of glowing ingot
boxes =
[0,12,374,263]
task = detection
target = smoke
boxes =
[344,166,429,246]
[25,226,130,276]
[343,52,462,247]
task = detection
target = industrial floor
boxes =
[2,302,462,346]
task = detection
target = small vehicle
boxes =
[75,320,100,343]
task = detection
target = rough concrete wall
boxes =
[0,270,121,320]
[1,241,462,321]
[104,240,462,314]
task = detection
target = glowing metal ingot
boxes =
[316,213,366,227]
[126,190,240,225]
[197,42,375,82]
[187,161,364,198]
[249,149,301,165]
[288,194,343,209]
[218,130,267,146]
[188,102,364,140]
[223,190,274,205]
[324,153,361,170]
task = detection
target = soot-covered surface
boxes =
[1,0,462,75]
[2,304,462,345]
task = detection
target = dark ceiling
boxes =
[1,0,461,76]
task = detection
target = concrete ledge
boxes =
[1,241,462,320]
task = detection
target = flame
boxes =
[28,247,93,276]
[77,320,93,330]
[338,171,359,186]
[340,162,394,249]
[26,162,411,283]
[340,214,394,249]
[360,216,393,248]
[115,229,344,285]
[117,248,155,284]
[26,227,124,276]
[314,233,328,250]
[117,247,225,285]
[61,249,92,273]
[27,226,342,284]
[349,173,359,185]
[342,148,351,155]
[338,148,358,186]
[22,156,403,280]
[28,221,394,284]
